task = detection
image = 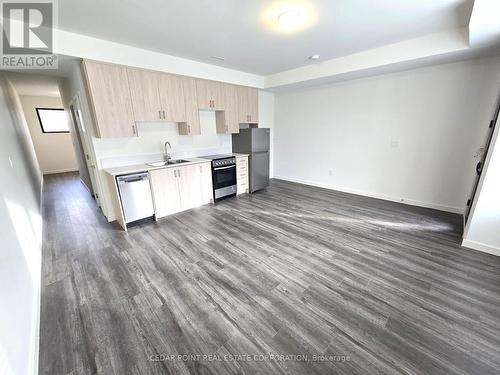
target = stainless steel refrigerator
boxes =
[232,128,270,192]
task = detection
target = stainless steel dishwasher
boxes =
[116,172,155,224]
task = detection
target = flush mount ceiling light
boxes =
[309,54,320,60]
[277,11,301,32]
[261,2,316,34]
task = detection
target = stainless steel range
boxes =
[200,154,237,201]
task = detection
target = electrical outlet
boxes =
[390,140,399,148]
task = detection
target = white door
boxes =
[69,95,101,206]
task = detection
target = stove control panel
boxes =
[213,157,236,167]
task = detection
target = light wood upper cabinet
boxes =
[196,79,225,110]
[159,73,186,122]
[247,87,258,123]
[82,60,137,138]
[178,77,201,135]
[83,60,258,137]
[215,83,240,134]
[238,86,259,124]
[127,68,163,122]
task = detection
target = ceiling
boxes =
[58,0,474,76]
[6,72,62,97]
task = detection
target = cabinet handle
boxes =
[174,170,177,178]
[188,125,191,133]
[132,125,136,134]
[178,169,181,177]
[159,110,162,119]
[162,110,166,119]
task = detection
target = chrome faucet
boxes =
[164,141,172,162]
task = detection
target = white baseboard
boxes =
[43,168,79,175]
[462,239,500,257]
[273,175,464,214]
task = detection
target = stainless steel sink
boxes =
[146,159,189,167]
[167,159,189,165]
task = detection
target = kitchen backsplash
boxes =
[95,110,231,169]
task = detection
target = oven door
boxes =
[213,164,237,190]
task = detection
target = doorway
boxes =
[68,94,101,207]
[464,90,500,226]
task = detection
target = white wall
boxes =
[56,29,264,88]
[20,95,79,174]
[273,56,500,213]
[463,117,500,256]
[0,74,43,375]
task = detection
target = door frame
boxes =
[68,93,101,207]
[463,90,500,232]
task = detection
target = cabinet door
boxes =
[247,87,258,123]
[237,86,259,124]
[158,73,186,122]
[199,162,213,203]
[212,81,226,110]
[236,156,249,195]
[237,85,249,124]
[224,84,240,133]
[178,77,201,135]
[196,79,212,110]
[127,68,162,122]
[82,60,136,138]
[149,168,181,219]
[196,79,225,110]
[177,164,203,210]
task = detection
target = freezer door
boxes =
[251,128,270,153]
[250,151,269,192]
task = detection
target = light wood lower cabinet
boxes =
[236,155,249,195]
[149,162,213,219]
[149,167,181,218]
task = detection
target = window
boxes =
[36,108,70,134]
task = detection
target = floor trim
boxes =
[273,175,464,214]
[43,168,79,175]
[462,239,500,257]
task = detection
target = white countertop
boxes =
[104,153,249,177]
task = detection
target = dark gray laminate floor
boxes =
[39,172,500,375]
